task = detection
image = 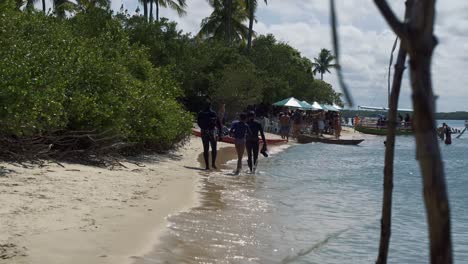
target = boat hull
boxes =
[191,129,287,145]
[297,135,364,145]
[355,125,413,136]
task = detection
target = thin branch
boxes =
[374,0,406,39]
[330,0,353,106]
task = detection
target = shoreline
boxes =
[132,134,292,263]
[0,136,205,264]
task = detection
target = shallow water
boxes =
[136,120,468,264]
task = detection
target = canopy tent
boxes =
[300,101,313,110]
[302,101,324,110]
[273,97,304,108]
[311,101,323,110]
[321,104,340,111]
[332,103,343,110]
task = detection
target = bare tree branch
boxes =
[374,0,453,263]
[330,0,353,107]
[374,0,406,39]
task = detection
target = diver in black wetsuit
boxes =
[246,111,267,172]
[197,102,222,170]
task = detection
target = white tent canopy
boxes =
[311,101,323,110]
[332,103,343,110]
[273,97,304,108]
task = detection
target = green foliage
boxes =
[199,0,249,42]
[1,3,344,155]
[0,10,192,150]
[212,60,264,113]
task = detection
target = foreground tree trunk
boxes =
[42,0,46,13]
[376,4,411,264]
[375,0,453,263]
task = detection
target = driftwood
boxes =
[0,130,134,166]
[375,0,453,263]
[376,4,411,264]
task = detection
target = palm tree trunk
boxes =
[247,0,254,50]
[320,72,323,80]
[42,0,46,13]
[149,0,154,21]
[156,0,159,21]
[143,0,148,20]
[225,0,232,44]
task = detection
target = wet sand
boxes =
[133,137,291,264]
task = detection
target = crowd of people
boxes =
[196,99,348,174]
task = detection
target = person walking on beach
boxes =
[246,111,267,173]
[230,113,250,174]
[197,100,222,170]
[279,112,290,141]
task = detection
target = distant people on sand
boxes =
[230,113,251,174]
[246,111,267,173]
[279,112,291,141]
[334,113,342,139]
[292,110,303,138]
[197,100,222,170]
[404,113,411,127]
[318,111,325,136]
[218,103,226,125]
[354,115,360,127]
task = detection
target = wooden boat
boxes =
[355,125,413,136]
[191,129,287,145]
[297,134,364,145]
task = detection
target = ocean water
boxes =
[136,120,468,264]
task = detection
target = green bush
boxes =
[0,9,192,150]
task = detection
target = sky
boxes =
[108,0,468,112]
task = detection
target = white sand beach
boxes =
[0,136,206,264]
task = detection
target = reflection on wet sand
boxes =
[133,146,271,264]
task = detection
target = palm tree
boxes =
[53,0,76,17]
[138,0,148,19]
[312,48,337,80]
[199,0,249,43]
[245,0,267,50]
[149,0,154,21]
[154,0,187,22]
[76,0,111,12]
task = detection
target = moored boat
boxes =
[354,125,413,136]
[297,134,364,145]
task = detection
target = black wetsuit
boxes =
[197,108,221,169]
[246,120,266,172]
